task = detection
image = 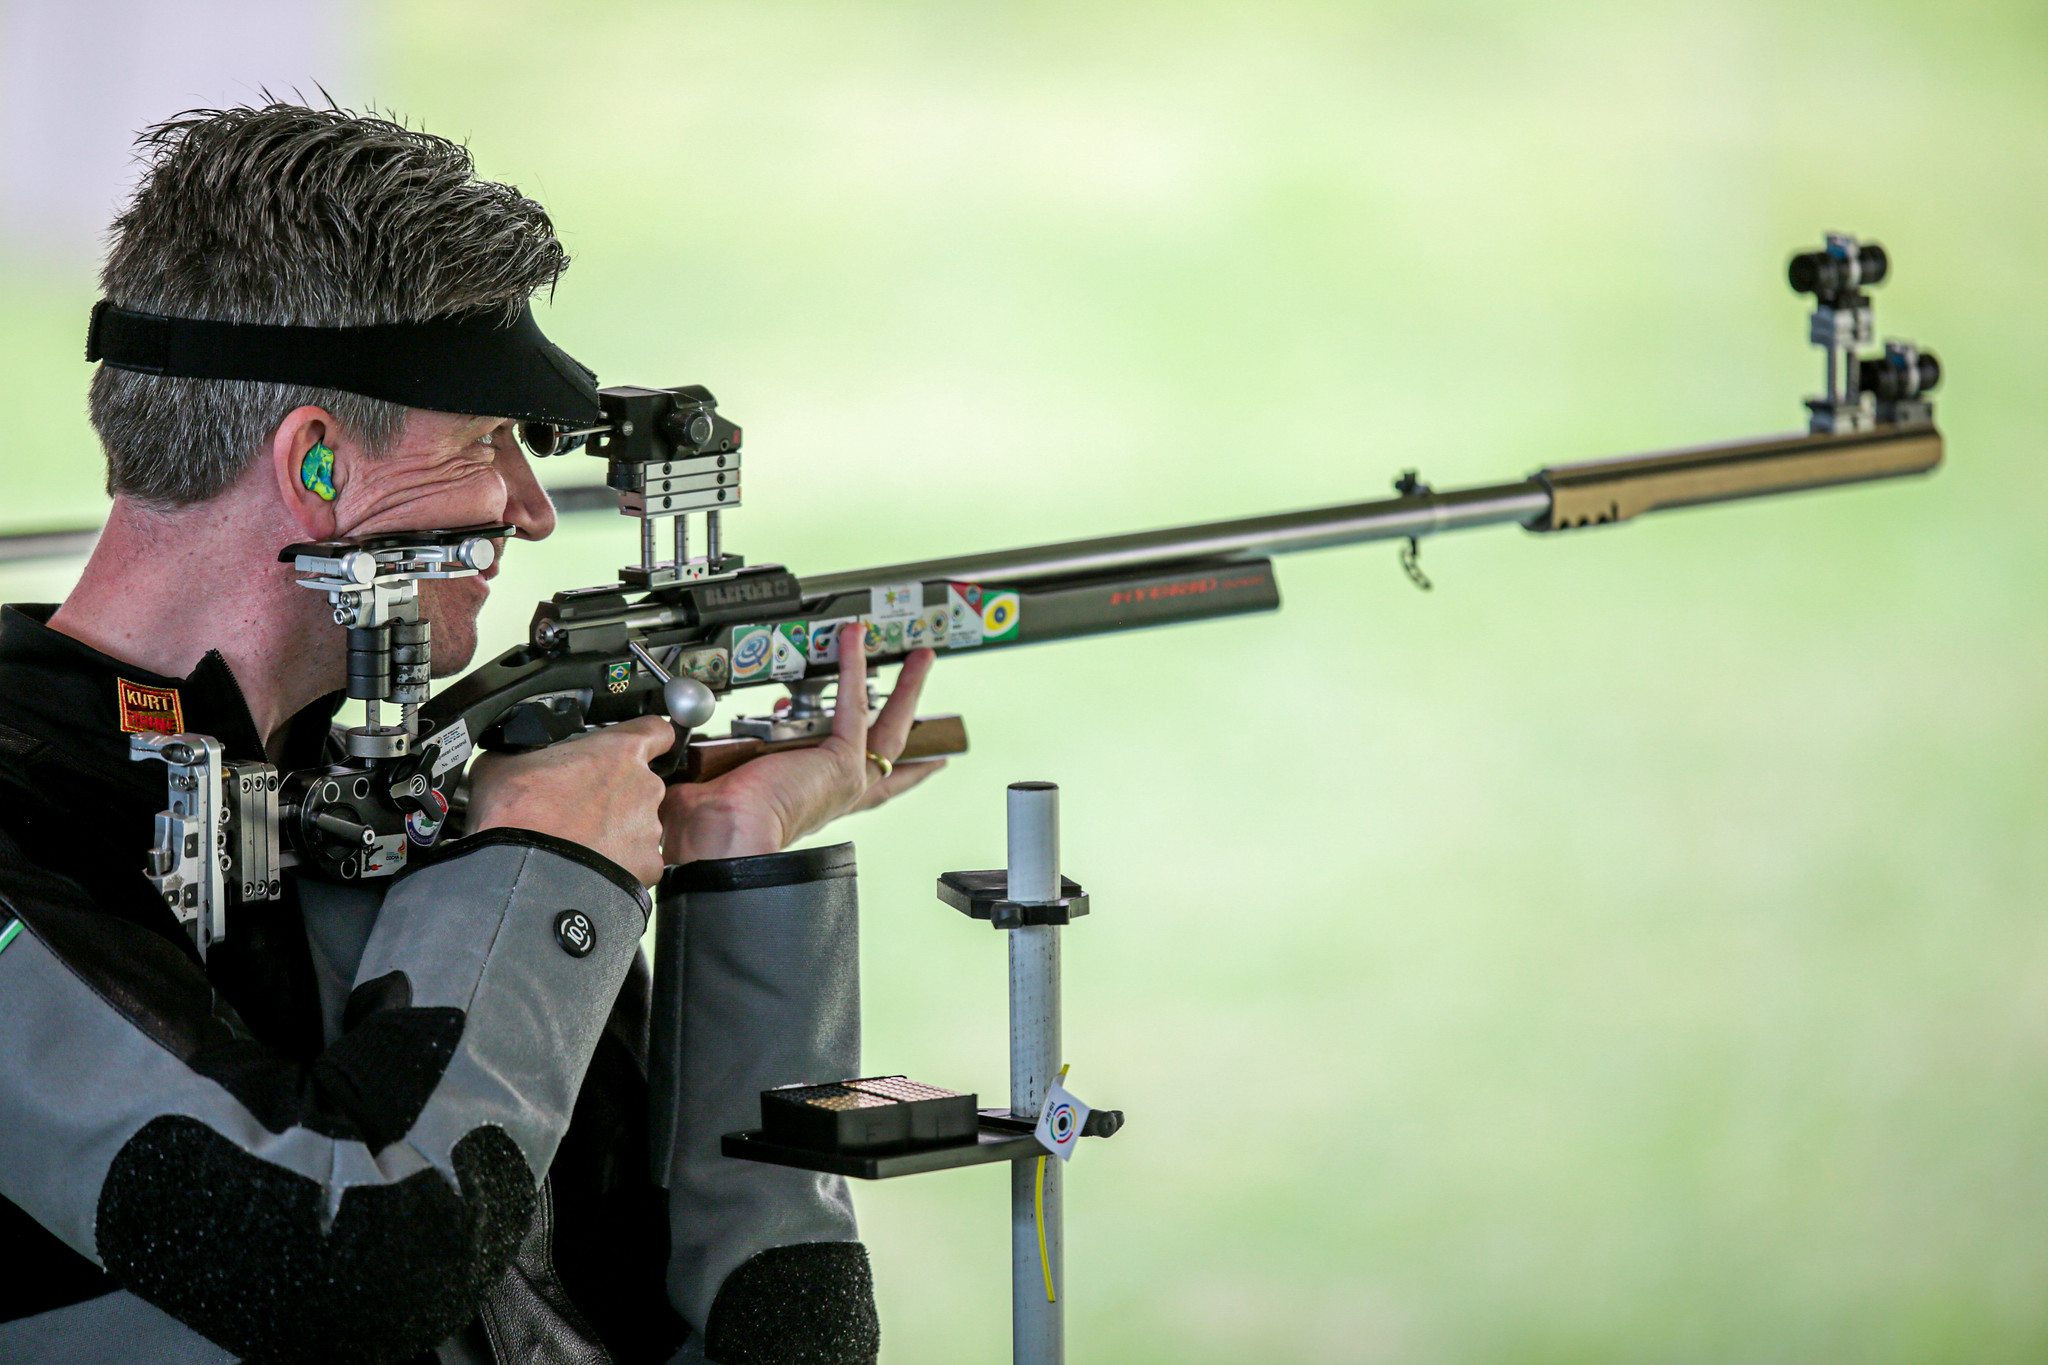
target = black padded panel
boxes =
[186,1006,465,1148]
[98,1117,533,1365]
[703,1242,879,1365]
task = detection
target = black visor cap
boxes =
[85,300,602,428]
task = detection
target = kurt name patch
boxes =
[117,679,184,735]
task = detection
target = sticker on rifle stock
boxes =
[863,617,906,655]
[680,648,730,686]
[605,661,632,694]
[428,718,472,777]
[904,606,948,651]
[982,590,1021,643]
[806,618,854,665]
[117,679,184,735]
[730,626,773,682]
[870,582,923,623]
[405,788,450,847]
[363,834,407,878]
[771,623,809,681]
[946,584,985,647]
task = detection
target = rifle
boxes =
[131,234,1941,956]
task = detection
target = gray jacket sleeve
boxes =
[0,827,648,1365]
[649,841,880,1364]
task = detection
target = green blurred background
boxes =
[4,1,2046,1359]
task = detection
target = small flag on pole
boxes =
[1033,1076,1091,1162]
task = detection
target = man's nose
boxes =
[497,440,559,543]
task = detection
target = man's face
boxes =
[330,409,557,675]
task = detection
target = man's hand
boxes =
[661,623,944,864]
[468,714,673,886]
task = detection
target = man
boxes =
[0,103,938,1364]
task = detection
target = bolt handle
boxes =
[629,641,719,729]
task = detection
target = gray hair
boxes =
[90,103,570,507]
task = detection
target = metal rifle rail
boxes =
[800,421,1943,597]
[801,481,1548,598]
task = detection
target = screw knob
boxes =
[455,537,496,572]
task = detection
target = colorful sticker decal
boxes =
[981,590,1022,643]
[946,584,985,648]
[730,625,773,683]
[859,618,906,654]
[680,648,729,686]
[605,660,632,695]
[363,834,408,878]
[891,606,952,653]
[806,619,854,665]
[771,622,809,681]
[1033,1076,1092,1163]
[869,581,923,623]
[405,788,451,847]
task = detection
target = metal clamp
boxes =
[130,733,228,958]
[937,870,1091,928]
[226,762,283,905]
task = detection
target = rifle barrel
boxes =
[801,482,1548,597]
[800,422,1942,597]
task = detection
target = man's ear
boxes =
[269,406,344,541]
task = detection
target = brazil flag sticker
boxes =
[981,590,1021,642]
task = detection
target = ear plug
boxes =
[300,441,336,501]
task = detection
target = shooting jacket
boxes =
[0,605,878,1365]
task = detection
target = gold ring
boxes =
[865,750,893,779]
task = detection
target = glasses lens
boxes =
[518,421,563,456]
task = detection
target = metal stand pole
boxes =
[1006,781,1063,1365]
